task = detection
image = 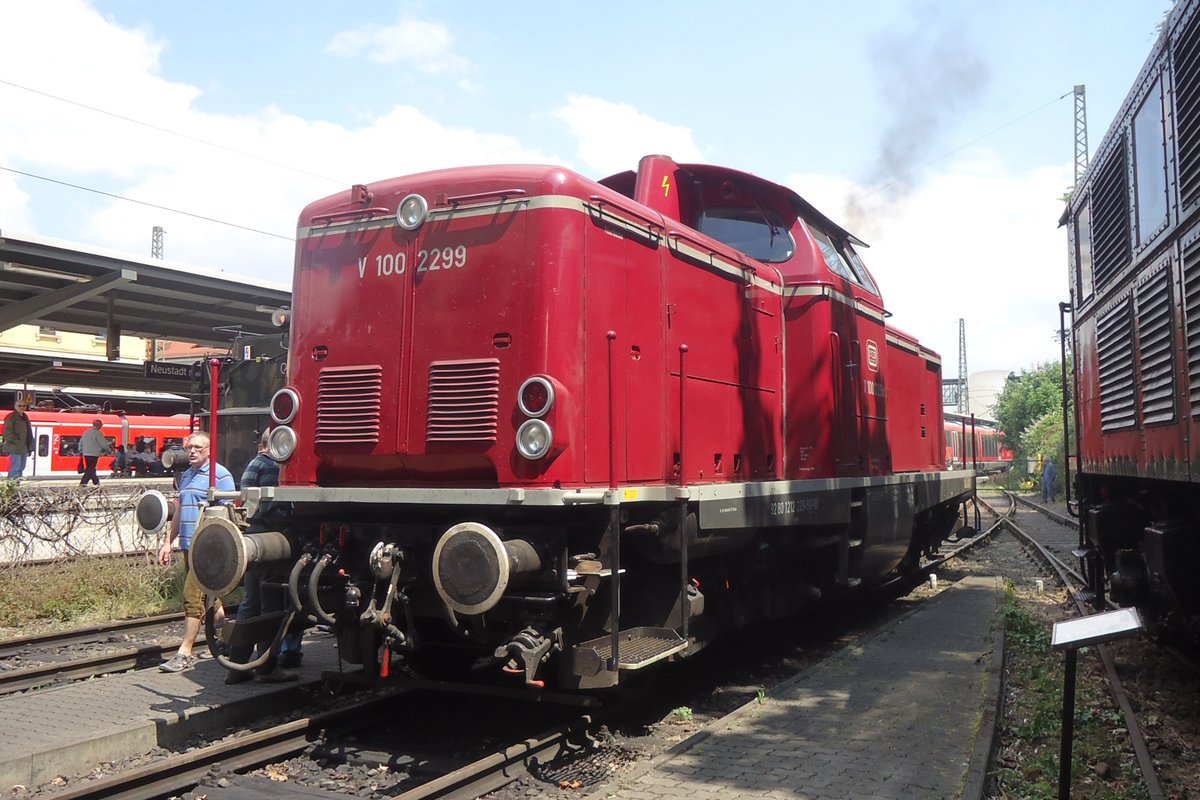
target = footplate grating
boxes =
[574,627,687,670]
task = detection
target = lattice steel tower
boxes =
[1074,85,1088,184]
[957,318,968,414]
[151,226,165,260]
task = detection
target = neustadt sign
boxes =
[144,361,193,381]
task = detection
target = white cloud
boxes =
[0,2,552,283]
[553,95,704,176]
[789,154,1073,376]
[325,18,469,75]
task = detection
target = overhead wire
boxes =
[0,78,349,188]
[856,91,1075,200]
[0,165,294,241]
[0,76,355,243]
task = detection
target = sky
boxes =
[0,0,1176,377]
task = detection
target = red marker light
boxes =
[520,380,549,415]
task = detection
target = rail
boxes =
[1001,492,1164,800]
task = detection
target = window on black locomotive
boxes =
[808,224,879,295]
[1074,197,1094,302]
[695,207,795,263]
[1133,76,1168,246]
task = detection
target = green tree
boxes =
[992,360,1072,478]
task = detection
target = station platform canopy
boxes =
[0,230,290,394]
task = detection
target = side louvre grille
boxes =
[427,359,500,442]
[1097,297,1136,431]
[1135,266,1176,425]
[316,365,382,445]
[1183,226,1200,415]
[1175,7,1200,209]
[1090,135,1131,292]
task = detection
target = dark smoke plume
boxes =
[844,8,990,237]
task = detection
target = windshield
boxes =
[809,224,878,295]
[696,207,795,263]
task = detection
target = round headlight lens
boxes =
[516,419,553,460]
[518,376,554,418]
[396,193,429,231]
[270,388,299,424]
[267,425,298,462]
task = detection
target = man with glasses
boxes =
[158,431,235,672]
[2,400,34,480]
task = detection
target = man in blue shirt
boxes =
[158,431,235,673]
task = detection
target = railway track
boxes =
[40,683,597,800]
[0,612,223,695]
[0,612,182,658]
[999,491,1167,800]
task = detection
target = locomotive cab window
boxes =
[809,223,879,295]
[695,207,795,263]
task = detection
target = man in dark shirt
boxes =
[227,431,302,683]
[2,400,34,480]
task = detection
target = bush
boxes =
[0,555,181,633]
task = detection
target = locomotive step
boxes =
[573,626,688,670]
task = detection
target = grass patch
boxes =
[0,556,183,635]
[992,582,1149,799]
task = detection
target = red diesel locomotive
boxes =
[1064,0,1200,639]
[191,154,974,689]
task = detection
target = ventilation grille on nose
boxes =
[427,359,501,443]
[316,365,382,444]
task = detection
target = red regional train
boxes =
[190,154,975,690]
[944,414,1013,473]
[0,408,190,478]
[1063,0,1200,639]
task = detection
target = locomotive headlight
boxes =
[516,419,553,460]
[267,425,298,462]
[518,376,555,418]
[396,193,429,231]
[270,388,299,424]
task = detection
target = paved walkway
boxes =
[604,576,1004,800]
[0,632,340,791]
[0,577,1003,798]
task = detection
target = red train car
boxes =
[0,409,190,478]
[192,155,974,690]
[944,414,1013,473]
[1064,0,1200,638]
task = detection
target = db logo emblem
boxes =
[866,340,879,372]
